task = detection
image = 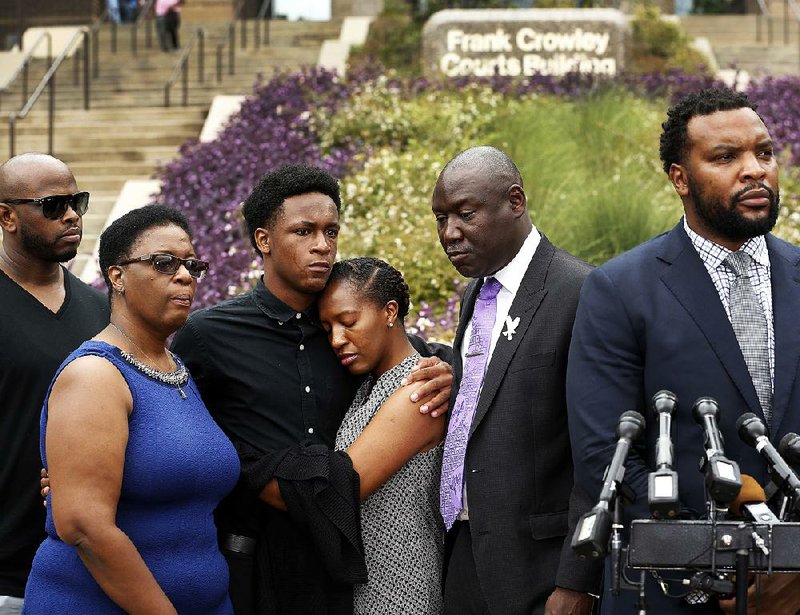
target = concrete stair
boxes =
[0,18,340,273]
[0,105,208,262]
[680,14,800,75]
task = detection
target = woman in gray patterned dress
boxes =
[318,257,446,615]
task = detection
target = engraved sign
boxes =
[422,9,630,79]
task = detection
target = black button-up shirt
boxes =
[173,278,360,453]
[172,278,451,614]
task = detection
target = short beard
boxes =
[19,226,78,263]
[689,175,780,242]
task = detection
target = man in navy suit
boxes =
[433,146,601,615]
[567,88,800,614]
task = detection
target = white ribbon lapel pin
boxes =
[502,315,520,341]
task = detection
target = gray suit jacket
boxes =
[450,234,602,615]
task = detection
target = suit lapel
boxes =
[468,237,553,438]
[658,224,763,418]
[765,235,800,435]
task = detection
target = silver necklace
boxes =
[110,322,188,399]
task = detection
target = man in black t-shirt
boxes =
[0,154,108,612]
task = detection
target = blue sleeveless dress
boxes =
[23,341,239,614]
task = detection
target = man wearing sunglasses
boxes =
[0,153,108,614]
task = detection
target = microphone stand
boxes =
[735,543,748,615]
[609,483,647,613]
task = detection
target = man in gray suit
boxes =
[432,146,601,615]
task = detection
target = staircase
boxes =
[680,14,800,76]
[0,16,342,274]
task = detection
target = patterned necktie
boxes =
[440,276,502,530]
[725,251,772,424]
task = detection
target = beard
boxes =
[688,175,780,242]
[19,225,79,263]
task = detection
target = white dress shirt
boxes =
[457,226,541,519]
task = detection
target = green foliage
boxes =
[313,77,514,153]
[327,80,683,307]
[347,0,425,77]
[490,89,681,264]
[327,83,520,304]
[773,159,800,246]
[630,5,710,74]
[337,147,459,306]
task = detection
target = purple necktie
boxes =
[440,276,502,530]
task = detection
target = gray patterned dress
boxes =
[335,353,445,615]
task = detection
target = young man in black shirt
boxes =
[172,164,451,615]
[0,154,109,613]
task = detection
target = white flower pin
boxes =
[502,315,520,341]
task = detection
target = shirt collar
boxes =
[489,225,541,295]
[252,277,321,325]
[683,216,769,270]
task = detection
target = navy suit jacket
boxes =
[451,234,602,615]
[567,222,800,614]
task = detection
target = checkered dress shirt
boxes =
[683,217,775,387]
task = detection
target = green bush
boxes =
[490,89,681,263]
[332,82,683,306]
[347,0,425,76]
[330,82,520,304]
[338,147,459,306]
[630,6,710,74]
[774,159,800,246]
[313,78,516,153]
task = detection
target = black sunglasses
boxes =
[117,253,210,279]
[3,192,89,220]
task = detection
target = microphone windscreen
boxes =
[730,474,766,517]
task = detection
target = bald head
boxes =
[0,153,74,201]
[437,146,523,192]
[0,153,82,264]
[432,146,532,278]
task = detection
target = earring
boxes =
[115,286,125,295]
[388,321,394,328]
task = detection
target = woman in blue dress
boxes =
[23,205,239,614]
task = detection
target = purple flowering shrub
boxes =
[747,76,800,165]
[153,66,800,341]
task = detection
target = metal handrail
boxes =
[163,27,205,107]
[784,0,800,68]
[8,28,91,157]
[255,0,272,49]
[132,0,156,56]
[0,32,52,111]
[754,0,771,44]
[215,0,270,82]
[90,7,117,79]
[216,22,237,81]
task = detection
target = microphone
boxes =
[779,433,800,466]
[692,398,742,509]
[572,410,645,558]
[737,413,800,505]
[774,433,800,518]
[648,390,680,519]
[729,474,780,524]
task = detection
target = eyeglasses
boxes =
[116,253,210,279]
[2,192,90,220]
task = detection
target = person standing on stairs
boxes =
[155,0,182,52]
